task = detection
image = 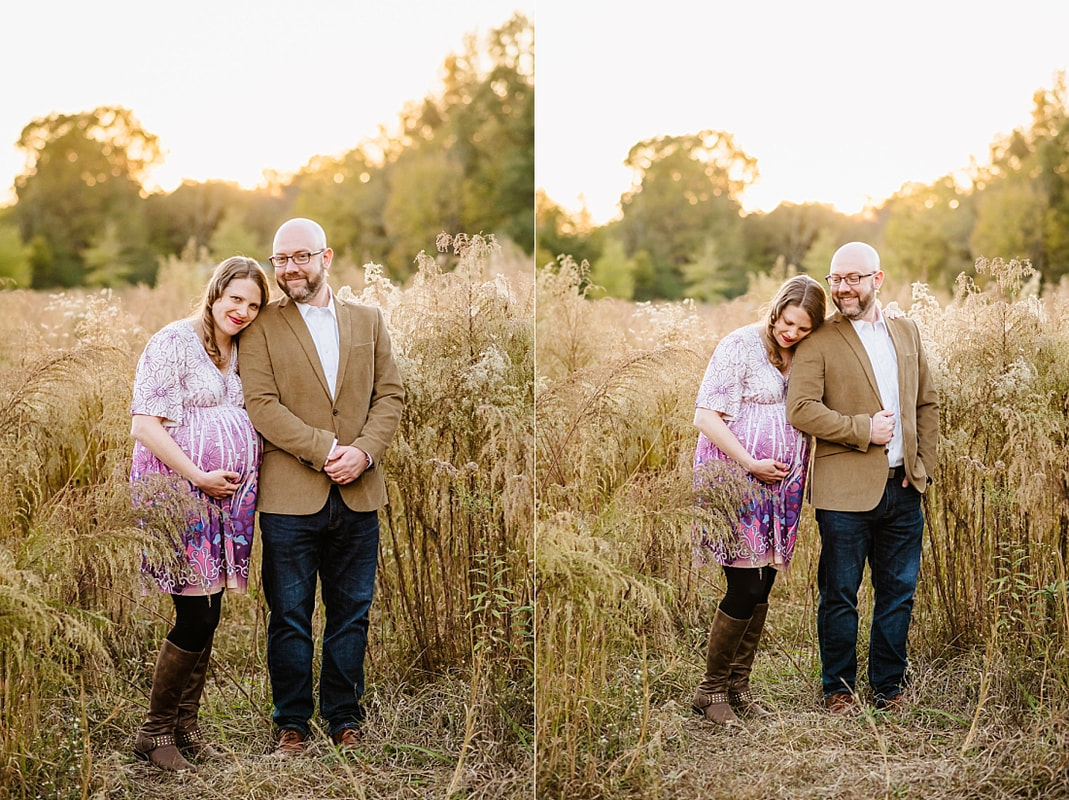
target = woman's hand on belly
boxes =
[748,458,790,484]
[194,469,242,499]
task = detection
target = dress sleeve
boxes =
[130,327,187,425]
[695,330,747,421]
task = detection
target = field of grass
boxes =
[5,243,1069,799]
[535,256,1069,799]
[0,235,533,800]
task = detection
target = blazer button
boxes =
[332,408,339,416]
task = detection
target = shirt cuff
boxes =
[324,438,338,468]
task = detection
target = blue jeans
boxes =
[815,477,924,701]
[260,486,379,735]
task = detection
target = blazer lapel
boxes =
[886,317,911,391]
[830,312,882,403]
[279,297,332,399]
[334,299,352,396]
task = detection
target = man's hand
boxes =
[870,409,895,446]
[324,445,370,485]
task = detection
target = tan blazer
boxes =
[238,294,404,515]
[785,310,938,512]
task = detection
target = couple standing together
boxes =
[129,217,405,771]
[691,241,939,723]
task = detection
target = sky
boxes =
[536,0,1069,223]
[1,0,530,204]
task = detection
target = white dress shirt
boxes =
[293,290,373,470]
[850,306,902,468]
[295,291,340,398]
[295,291,343,466]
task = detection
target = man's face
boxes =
[271,228,330,304]
[829,260,882,321]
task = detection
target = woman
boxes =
[690,274,826,725]
[130,256,270,771]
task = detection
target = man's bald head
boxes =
[830,242,880,273]
[273,218,327,252]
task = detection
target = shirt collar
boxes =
[295,288,337,321]
[848,303,887,334]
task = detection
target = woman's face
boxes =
[772,303,814,349]
[211,277,263,338]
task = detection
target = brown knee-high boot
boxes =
[175,633,223,761]
[133,640,202,772]
[729,602,771,717]
[691,608,751,725]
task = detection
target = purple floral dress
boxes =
[693,324,809,570]
[130,320,260,595]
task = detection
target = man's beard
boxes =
[278,268,326,304]
[834,289,876,320]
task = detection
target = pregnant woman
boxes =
[129,256,270,771]
[690,275,826,725]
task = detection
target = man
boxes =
[786,241,938,714]
[239,218,404,755]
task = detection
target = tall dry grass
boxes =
[535,257,724,793]
[535,256,1069,799]
[0,234,532,799]
[911,258,1069,698]
[368,233,534,760]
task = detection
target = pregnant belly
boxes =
[730,406,805,465]
[170,408,260,477]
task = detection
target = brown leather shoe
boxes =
[272,728,307,758]
[824,692,860,716]
[876,691,907,712]
[331,727,361,751]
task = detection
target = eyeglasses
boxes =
[269,249,325,268]
[824,272,876,287]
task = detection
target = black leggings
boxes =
[718,566,777,620]
[165,591,224,652]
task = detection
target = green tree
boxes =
[292,13,534,278]
[801,228,842,277]
[742,202,846,276]
[588,236,635,299]
[292,149,388,267]
[971,169,1047,267]
[0,224,32,287]
[208,209,267,262]
[682,237,746,303]
[82,221,134,287]
[971,72,1069,281]
[382,149,465,278]
[417,13,534,252]
[13,106,161,287]
[535,190,601,271]
[880,176,974,289]
[630,249,658,302]
[616,130,757,300]
[146,180,288,270]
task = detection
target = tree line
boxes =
[537,72,1069,301]
[0,13,532,290]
